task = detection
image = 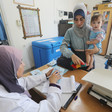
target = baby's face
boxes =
[91,17,103,30]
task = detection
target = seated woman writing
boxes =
[0,45,62,112]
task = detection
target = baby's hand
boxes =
[86,41,90,44]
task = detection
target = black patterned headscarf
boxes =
[0,45,24,93]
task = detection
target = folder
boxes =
[62,83,82,110]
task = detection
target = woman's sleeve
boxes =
[38,86,62,112]
[18,74,47,90]
[60,29,74,58]
[11,85,62,112]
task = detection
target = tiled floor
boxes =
[94,54,107,69]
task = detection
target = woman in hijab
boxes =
[0,45,61,112]
[57,3,99,71]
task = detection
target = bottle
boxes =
[107,53,112,70]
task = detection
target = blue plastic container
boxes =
[32,36,64,68]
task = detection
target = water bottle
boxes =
[107,53,112,70]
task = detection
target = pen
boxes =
[74,96,78,101]
[56,72,58,74]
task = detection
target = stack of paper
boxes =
[41,75,80,93]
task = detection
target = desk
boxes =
[24,65,112,112]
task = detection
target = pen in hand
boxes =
[74,96,78,101]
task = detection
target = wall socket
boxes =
[16,20,21,26]
[59,10,64,17]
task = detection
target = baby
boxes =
[86,14,105,70]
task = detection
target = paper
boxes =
[46,65,68,83]
[82,69,112,91]
[42,67,53,74]
[30,69,42,75]
[51,65,68,76]
[35,84,75,107]
[30,65,68,78]
[42,76,80,93]
[34,75,81,107]
[59,76,76,93]
[61,93,73,107]
[30,67,53,75]
[47,59,57,66]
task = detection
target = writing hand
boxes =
[46,68,54,77]
[49,70,61,84]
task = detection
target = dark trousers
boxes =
[57,51,95,71]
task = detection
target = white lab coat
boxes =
[0,74,62,112]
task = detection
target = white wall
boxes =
[107,29,112,55]
[77,0,102,11]
[1,0,112,71]
[0,0,77,71]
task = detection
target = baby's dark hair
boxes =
[91,14,104,23]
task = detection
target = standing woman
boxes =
[57,3,98,71]
[0,45,61,112]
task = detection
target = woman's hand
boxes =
[46,68,54,77]
[49,70,61,84]
[71,54,84,65]
[86,44,99,55]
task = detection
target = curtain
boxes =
[0,14,7,40]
